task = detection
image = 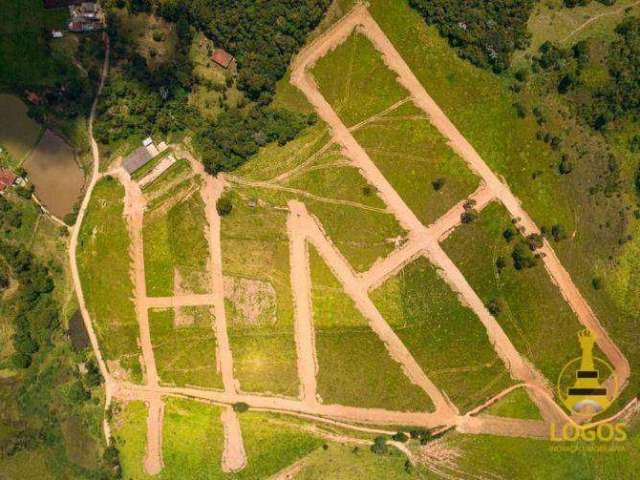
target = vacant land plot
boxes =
[310,249,434,411]
[77,176,141,380]
[285,148,406,271]
[148,307,223,389]
[353,101,479,225]
[442,202,582,384]
[311,32,407,128]
[482,388,541,420]
[143,188,211,296]
[23,129,84,218]
[0,94,41,165]
[221,197,299,396]
[312,32,479,225]
[371,257,514,412]
[112,400,150,480]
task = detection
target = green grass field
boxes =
[0,94,42,166]
[311,32,408,128]
[76,176,141,381]
[441,202,583,384]
[148,307,223,389]
[143,188,211,296]
[371,256,514,412]
[221,196,299,396]
[115,398,325,480]
[482,387,541,420]
[310,248,434,412]
[311,32,479,226]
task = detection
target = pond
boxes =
[23,129,84,219]
[0,94,42,166]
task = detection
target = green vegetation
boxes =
[221,197,298,396]
[131,148,173,181]
[483,388,542,420]
[112,400,150,480]
[441,424,640,479]
[77,176,141,380]
[148,307,223,389]
[311,32,408,127]
[408,0,535,72]
[143,187,211,296]
[310,248,434,411]
[442,202,582,383]
[372,256,514,412]
[312,32,479,226]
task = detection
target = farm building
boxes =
[211,48,235,69]
[68,2,104,32]
[0,169,18,194]
[123,147,153,175]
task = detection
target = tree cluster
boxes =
[408,0,535,72]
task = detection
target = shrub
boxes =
[216,196,233,216]
[495,255,507,272]
[232,402,249,413]
[551,224,568,242]
[526,233,544,250]
[391,432,408,443]
[152,30,165,42]
[486,298,506,316]
[512,241,538,269]
[371,436,388,454]
[592,277,604,290]
[502,227,516,242]
[461,209,478,224]
[432,177,446,191]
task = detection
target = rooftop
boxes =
[211,48,235,69]
[123,147,153,175]
[0,169,18,187]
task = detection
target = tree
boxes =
[551,224,568,242]
[391,432,408,443]
[486,298,505,316]
[216,196,233,216]
[371,436,388,454]
[432,177,446,191]
[232,402,249,413]
[512,241,538,270]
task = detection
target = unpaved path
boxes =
[288,210,319,405]
[291,3,629,412]
[457,415,548,439]
[143,397,165,475]
[289,200,458,418]
[68,33,113,442]
[221,406,247,472]
[562,0,640,42]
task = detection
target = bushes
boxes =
[408,0,535,72]
[216,195,233,216]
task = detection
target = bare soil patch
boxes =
[224,275,277,326]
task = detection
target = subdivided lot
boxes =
[441,202,582,384]
[143,183,211,297]
[311,32,409,128]
[148,307,223,389]
[114,398,324,479]
[76,176,141,380]
[0,94,42,165]
[311,32,479,226]
[371,256,514,412]
[439,424,640,480]
[482,387,541,420]
[352,101,480,225]
[284,148,406,272]
[221,197,299,396]
[310,248,434,412]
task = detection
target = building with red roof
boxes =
[211,48,235,69]
[0,169,18,194]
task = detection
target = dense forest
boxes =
[96,0,328,174]
[408,0,535,72]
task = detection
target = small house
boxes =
[0,169,18,194]
[25,91,42,105]
[52,30,64,38]
[211,48,235,69]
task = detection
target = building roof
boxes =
[0,169,18,187]
[123,147,153,175]
[211,48,234,69]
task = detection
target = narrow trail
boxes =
[562,0,640,43]
[185,154,248,472]
[288,210,319,405]
[143,397,165,475]
[67,33,113,442]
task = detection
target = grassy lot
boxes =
[143,187,211,296]
[131,148,173,181]
[371,256,514,412]
[221,196,299,396]
[148,307,223,389]
[112,400,150,480]
[441,202,583,385]
[311,32,407,128]
[353,100,480,225]
[310,248,434,412]
[311,31,479,226]
[295,443,431,480]
[0,94,42,166]
[440,422,640,480]
[77,176,141,381]
[285,148,406,272]
[482,387,541,420]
